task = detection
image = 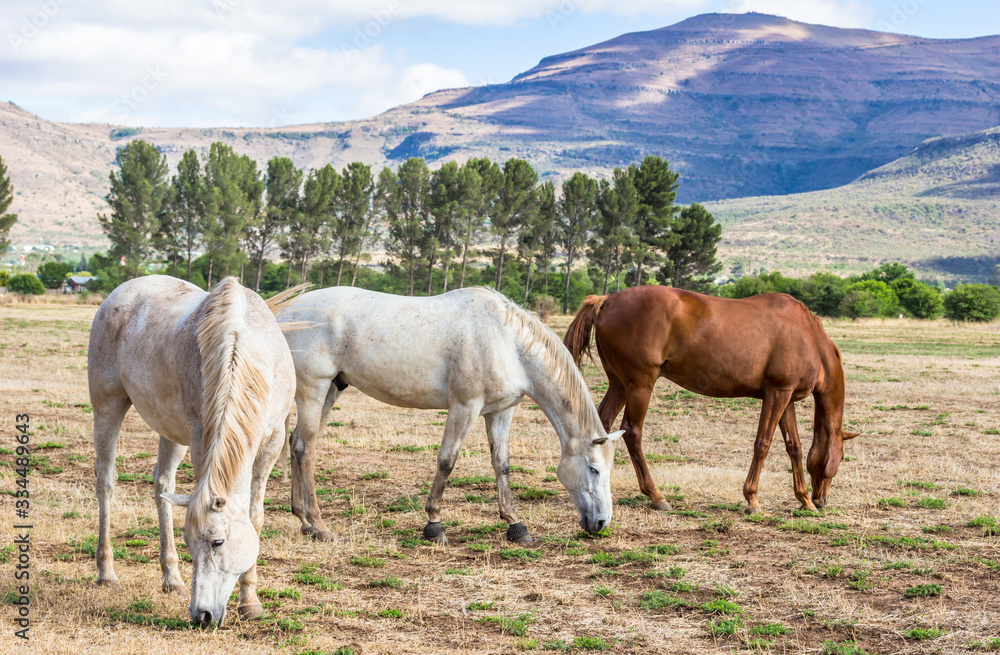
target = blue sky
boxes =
[2,0,998,128]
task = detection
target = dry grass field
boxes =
[1,304,998,655]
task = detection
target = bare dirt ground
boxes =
[0,305,998,655]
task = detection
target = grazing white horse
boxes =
[88,276,295,628]
[278,286,623,545]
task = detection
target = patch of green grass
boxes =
[968,516,996,527]
[700,519,734,533]
[540,639,569,651]
[593,584,613,597]
[109,610,193,630]
[376,608,404,619]
[919,497,946,510]
[847,570,874,591]
[478,612,534,637]
[707,617,742,637]
[448,475,494,486]
[517,487,557,501]
[643,566,685,579]
[904,627,944,639]
[572,635,612,650]
[714,584,739,597]
[669,581,698,593]
[904,583,942,599]
[900,480,938,490]
[386,495,423,513]
[865,535,955,551]
[576,527,613,539]
[639,591,690,610]
[36,441,66,450]
[258,588,300,599]
[467,601,494,611]
[590,548,661,568]
[349,555,384,568]
[952,486,983,497]
[702,598,742,615]
[369,575,403,588]
[751,623,790,636]
[920,524,951,534]
[445,566,474,576]
[878,497,906,508]
[361,470,389,480]
[500,548,543,563]
[820,641,873,655]
[884,561,911,570]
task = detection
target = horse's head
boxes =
[557,429,624,533]
[161,492,260,628]
[806,428,859,509]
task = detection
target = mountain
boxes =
[708,126,1000,283]
[3,12,1000,256]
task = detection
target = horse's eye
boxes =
[212,539,225,549]
[589,467,600,476]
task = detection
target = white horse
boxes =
[88,276,295,628]
[278,286,623,545]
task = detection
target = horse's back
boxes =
[281,286,525,410]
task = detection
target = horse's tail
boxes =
[563,295,608,367]
[265,283,312,331]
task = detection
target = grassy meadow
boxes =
[0,304,998,654]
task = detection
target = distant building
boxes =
[65,276,97,293]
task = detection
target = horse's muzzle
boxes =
[579,516,607,534]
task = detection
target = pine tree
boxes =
[458,158,500,288]
[383,158,429,296]
[202,143,262,287]
[0,153,18,256]
[557,172,598,312]
[630,155,679,286]
[167,150,207,282]
[659,203,722,291]
[492,158,537,290]
[98,140,169,280]
[591,168,638,294]
[426,161,462,294]
[334,162,374,286]
[292,164,339,286]
[247,157,301,291]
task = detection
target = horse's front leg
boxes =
[154,436,188,594]
[743,388,793,513]
[778,402,816,511]
[422,400,481,545]
[238,423,286,620]
[93,394,130,591]
[483,407,533,544]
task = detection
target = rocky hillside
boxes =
[709,127,1000,283]
[4,12,1000,257]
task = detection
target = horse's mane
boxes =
[189,277,270,531]
[483,288,602,436]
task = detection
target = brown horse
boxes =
[564,285,858,513]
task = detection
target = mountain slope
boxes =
[708,126,1000,283]
[4,12,1000,252]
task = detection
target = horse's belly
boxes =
[351,381,449,410]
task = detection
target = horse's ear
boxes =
[593,430,624,446]
[211,496,227,511]
[161,493,191,508]
[843,431,860,440]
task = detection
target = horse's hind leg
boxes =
[621,380,671,511]
[154,436,188,594]
[597,373,627,433]
[743,387,793,513]
[482,407,535,543]
[290,379,341,541]
[778,402,816,511]
[422,400,481,545]
[238,423,286,620]
[93,394,130,590]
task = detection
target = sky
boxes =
[2,0,998,128]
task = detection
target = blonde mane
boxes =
[189,277,270,531]
[486,288,603,437]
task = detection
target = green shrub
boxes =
[36,261,73,289]
[944,284,1000,322]
[840,280,900,318]
[891,278,944,319]
[8,273,45,295]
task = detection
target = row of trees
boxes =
[723,262,1000,322]
[97,140,723,310]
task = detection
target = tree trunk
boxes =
[562,248,574,314]
[636,256,643,287]
[426,250,436,296]
[408,257,415,296]
[207,253,214,288]
[254,256,264,292]
[186,247,193,282]
[442,253,451,293]
[495,234,508,290]
[336,257,345,286]
[523,261,532,303]
[459,239,471,288]
[285,257,292,289]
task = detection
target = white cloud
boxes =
[721,0,877,29]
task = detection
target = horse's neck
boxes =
[522,346,596,448]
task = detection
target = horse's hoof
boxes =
[506,522,532,543]
[312,530,333,543]
[162,581,187,595]
[238,602,263,620]
[650,499,672,512]
[423,521,447,544]
[97,579,121,592]
[744,506,760,515]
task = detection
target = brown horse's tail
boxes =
[563,295,608,367]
